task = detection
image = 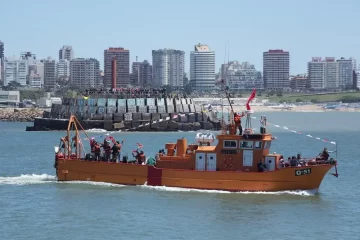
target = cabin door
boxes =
[195,153,206,171]
[206,153,217,171]
[264,156,276,171]
[243,150,253,167]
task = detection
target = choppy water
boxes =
[1,112,360,240]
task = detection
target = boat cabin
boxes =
[156,132,281,172]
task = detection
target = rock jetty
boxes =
[26,95,222,131]
[0,108,44,122]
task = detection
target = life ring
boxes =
[224,158,234,169]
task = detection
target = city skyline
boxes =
[0,0,359,74]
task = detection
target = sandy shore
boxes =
[216,105,360,113]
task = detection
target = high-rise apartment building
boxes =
[222,61,263,90]
[3,58,28,86]
[130,60,152,86]
[337,57,353,88]
[0,41,4,81]
[263,49,290,89]
[307,57,353,89]
[0,41,3,60]
[70,58,100,88]
[57,59,70,80]
[190,44,215,90]
[152,49,184,88]
[104,47,130,87]
[59,46,74,61]
[307,57,325,89]
[44,57,56,89]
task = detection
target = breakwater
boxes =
[26,96,221,131]
[0,108,44,122]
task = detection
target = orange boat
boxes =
[54,111,338,192]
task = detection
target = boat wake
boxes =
[140,184,317,196]
[0,174,317,196]
[0,174,56,185]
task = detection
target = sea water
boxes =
[0,112,359,240]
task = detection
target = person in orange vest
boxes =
[234,112,245,135]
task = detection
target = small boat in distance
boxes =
[54,90,338,192]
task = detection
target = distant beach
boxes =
[215,104,360,113]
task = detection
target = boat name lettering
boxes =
[221,149,237,154]
[295,168,311,176]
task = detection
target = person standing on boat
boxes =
[103,140,111,162]
[94,142,101,161]
[234,112,245,135]
[111,141,123,163]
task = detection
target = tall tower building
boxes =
[57,59,70,79]
[44,57,56,89]
[0,41,4,60]
[263,49,290,89]
[131,60,152,86]
[152,49,185,88]
[0,41,4,81]
[307,57,325,89]
[190,44,215,90]
[104,47,130,87]
[59,46,74,61]
[70,58,100,88]
[337,57,353,89]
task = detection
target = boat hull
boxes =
[56,160,334,192]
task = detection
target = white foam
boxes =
[86,128,107,132]
[139,184,317,196]
[58,181,125,188]
[0,174,56,185]
[0,174,317,196]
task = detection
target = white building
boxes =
[70,58,100,88]
[307,57,353,89]
[3,58,28,86]
[0,90,20,107]
[223,61,263,90]
[152,49,185,88]
[59,45,73,61]
[307,58,325,89]
[57,59,70,79]
[190,44,215,90]
[337,57,353,89]
[29,73,42,88]
[324,58,338,89]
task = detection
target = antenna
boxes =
[224,40,227,64]
[228,39,230,63]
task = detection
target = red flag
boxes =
[246,89,256,110]
[137,143,143,148]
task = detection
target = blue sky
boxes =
[1,0,359,74]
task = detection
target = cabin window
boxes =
[255,141,263,149]
[264,141,271,149]
[223,140,237,148]
[240,141,253,149]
